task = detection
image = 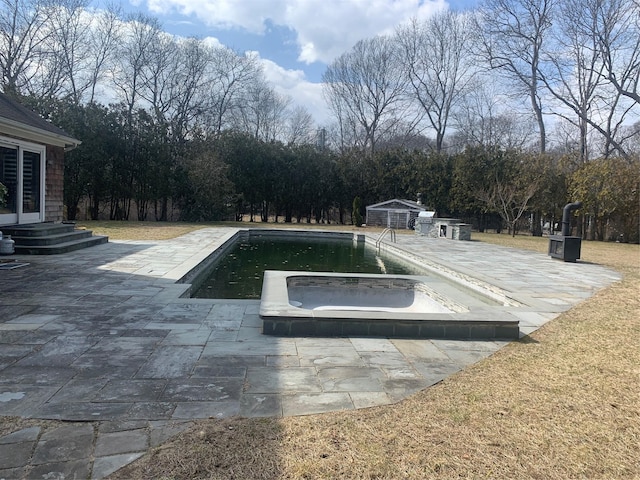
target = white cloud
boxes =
[288,0,448,63]
[140,0,448,64]
[200,35,224,49]
[145,0,289,33]
[256,54,331,125]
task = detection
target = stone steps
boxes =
[1,222,108,255]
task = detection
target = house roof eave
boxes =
[366,198,426,210]
[0,117,81,150]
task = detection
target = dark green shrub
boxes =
[352,196,363,226]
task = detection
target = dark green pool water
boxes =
[192,236,422,299]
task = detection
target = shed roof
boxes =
[0,93,80,149]
[366,198,426,211]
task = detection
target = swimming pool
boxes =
[190,231,424,299]
[179,228,522,339]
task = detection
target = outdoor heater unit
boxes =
[548,202,582,262]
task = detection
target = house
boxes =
[0,93,106,253]
[0,93,80,226]
[365,198,428,229]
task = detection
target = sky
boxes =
[123,0,481,125]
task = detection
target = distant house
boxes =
[365,198,429,229]
[0,94,80,227]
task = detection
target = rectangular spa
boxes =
[259,271,519,339]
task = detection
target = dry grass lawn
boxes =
[75,219,377,241]
[3,222,639,479]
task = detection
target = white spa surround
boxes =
[259,271,520,339]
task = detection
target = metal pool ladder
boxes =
[376,227,397,253]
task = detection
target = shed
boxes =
[365,199,428,229]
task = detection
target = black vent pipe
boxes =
[561,201,582,236]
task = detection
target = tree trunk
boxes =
[531,210,543,236]
[160,197,168,221]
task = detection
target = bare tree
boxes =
[85,4,121,104]
[477,169,541,236]
[203,47,262,136]
[452,78,536,150]
[479,0,556,153]
[475,152,543,235]
[285,105,314,145]
[137,30,179,123]
[111,13,162,118]
[233,79,291,142]
[0,0,52,96]
[594,0,639,105]
[322,35,409,154]
[539,0,636,161]
[575,0,639,157]
[622,120,640,154]
[397,12,477,153]
[28,0,94,104]
[1,0,121,102]
[323,89,360,153]
[169,38,213,141]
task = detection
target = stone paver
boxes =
[0,227,621,478]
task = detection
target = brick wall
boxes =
[45,145,64,222]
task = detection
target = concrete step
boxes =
[1,222,76,237]
[10,229,94,246]
[2,222,109,255]
[14,235,109,255]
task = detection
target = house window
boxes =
[0,145,18,215]
[22,150,41,214]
